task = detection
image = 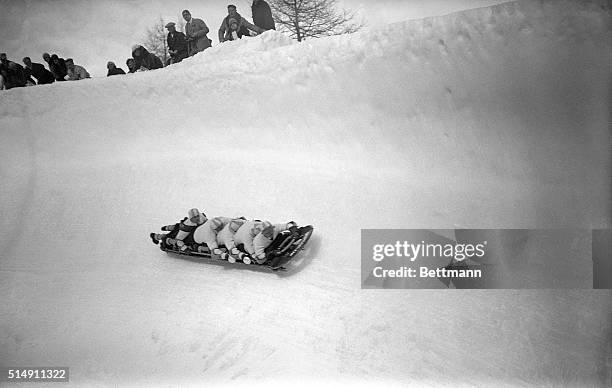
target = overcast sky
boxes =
[0,0,508,77]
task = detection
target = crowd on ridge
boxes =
[0,1,275,90]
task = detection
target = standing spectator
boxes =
[106,61,126,76]
[43,53,67,81]
[165,22,188,64]
[65,58,90,80]
[182,9,212,56]
[219,4,264,43]
[23,57,55,84]
[131,45,163,70]
[0,53,27,89]
[252,0,275,31]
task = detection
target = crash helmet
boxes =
[262,223,275,239]
[210,217,225,231]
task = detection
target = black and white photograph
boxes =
[1,0,611,386]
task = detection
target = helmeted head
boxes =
[257,221,272,236]
[210,217,225,231]
[23,57,32,67]
[251,221,264,235]
[126,58,135,70]
[107,61,116,69]
[50,54,60,64]
[182,9,191,22]
[262,223,275,239]
[188,208,206,224]
[42,53,51,62]
[229,218,246,233]
[0,53,7,63]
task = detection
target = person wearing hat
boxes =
[218,4,264,43]
[165,22,188,65]
[192,216,232,255]
[252,221,299,264]
[106,61,126,76]
[252,0,275,31]
[182,9,212,56]
[151,208,208,249]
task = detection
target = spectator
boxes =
[0,52,10,73]
[219,4,264,43]
[23,57,55,84]
[0,53,27,89]
[252,0,275,31]
[126,58,139,73]
[182,9,212,56]
[131,45,163,70]
[225,18,250,41]
[106,61,126,76]
[65,58,90,80]
[43,53,67,81]
[165,22,188,64]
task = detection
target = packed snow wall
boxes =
[1,0,611,386]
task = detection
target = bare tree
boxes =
[270,0,364,42]
[143,16,168,65]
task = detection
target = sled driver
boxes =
[252,221,299,264]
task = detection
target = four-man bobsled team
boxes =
[150,208,305,266]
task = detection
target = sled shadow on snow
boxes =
[274,233,321,277]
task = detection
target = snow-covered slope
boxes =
[1,0,611,386]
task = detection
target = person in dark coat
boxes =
[22,57,55,84]
[126,58,138,73]
[42,53,67,81]
[131,45,163,70]
[107,61,126,76]
[252,0,275,31]
[0,53,27,89]
[165,22,188,64]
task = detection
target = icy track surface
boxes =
[1,0,611,386]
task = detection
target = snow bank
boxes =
[1,0,611,386]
